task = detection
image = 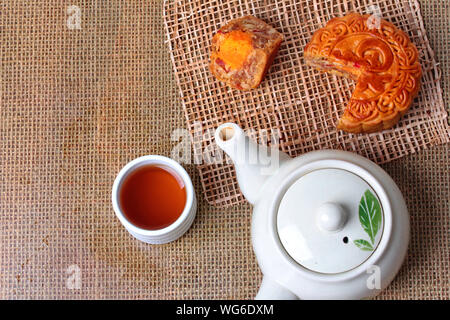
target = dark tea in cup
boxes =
[119,164,187,230]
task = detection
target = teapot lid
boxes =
[277,168,384,274]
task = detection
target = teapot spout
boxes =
[214,123,290,205]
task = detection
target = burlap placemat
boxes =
[0,0,448,299]
[164,0,449,207]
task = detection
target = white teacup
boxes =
[112,155,196,244]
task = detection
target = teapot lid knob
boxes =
[316,202,346,232]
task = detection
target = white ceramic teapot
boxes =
[214,123,409,300]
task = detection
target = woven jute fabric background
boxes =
[0,0,448,299]
[164,0,449,207]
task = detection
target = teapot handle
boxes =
[255,276,299,300]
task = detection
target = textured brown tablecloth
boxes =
[0,0,448,299]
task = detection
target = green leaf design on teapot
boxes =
[354,239,374,251]
[354,189,382,251]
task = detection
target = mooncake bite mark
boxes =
[304,13,422,133]
[210,15,283,91]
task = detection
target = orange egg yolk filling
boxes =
[217,30,253,70]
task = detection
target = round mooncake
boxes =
[304,13,422,133]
